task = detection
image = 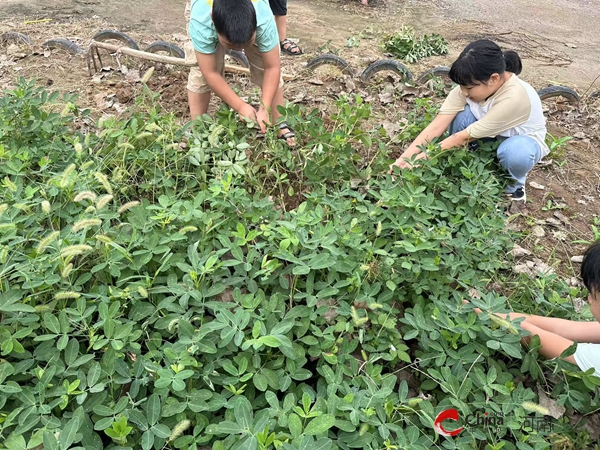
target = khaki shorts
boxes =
[184,40,284,95]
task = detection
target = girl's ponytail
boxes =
[503,50,522,75]
[449,40,524,85]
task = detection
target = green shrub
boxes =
[381,27,448,63]
[0,79,596,450]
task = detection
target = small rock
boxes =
[6,44,19,55]
[566,277,582,287]
[536,261,555,276]
[571,255,584,263]
[553,231,568,241]
[529,181,545,190]
[574,132,587,139]
[514,264,533,275]
[510,244,532,258]
[531,225,546,237]
[307,77,324,85]
[565,43,578,49]
[573,297,586,313]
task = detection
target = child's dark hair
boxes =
[448,39,522,86]
[212,0,257,46]
[582,241,600,296]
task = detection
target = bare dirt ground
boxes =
[1,0,599,278]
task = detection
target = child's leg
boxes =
[188,90,211,119]
[449,105,477,135]
[497,135,542,194]
[186,45,226,119]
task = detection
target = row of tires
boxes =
[2,30,597,104]
[0,30,250,71]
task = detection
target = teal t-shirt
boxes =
[189,0,279,54]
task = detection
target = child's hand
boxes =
[238,103,257,124]
[256,107,270,133]
[388,152,427,173]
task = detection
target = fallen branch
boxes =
[88,41,294,80]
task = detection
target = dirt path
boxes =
[2,0,598,88]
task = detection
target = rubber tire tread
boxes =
[305,54,352,73]
[225,49,250,68]
[42,38,82,55]
[537,85,580,103]
[589,90,600,101]
[416,66,450,84]
[144,41,185,59]
[1,32,31,45]
[360,59,412,83]
[92,30,139,50]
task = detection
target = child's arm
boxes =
[520,321,577,364]
[504,312,600,344]
[195,51,256,120]
[256,46,281,130]
[390,113,457,171]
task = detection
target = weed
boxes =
[546,133,573,165]
[381,27,448,63]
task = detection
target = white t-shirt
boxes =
[440,74,550,157]
[574,343,600,377]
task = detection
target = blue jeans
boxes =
[450,106,542,193]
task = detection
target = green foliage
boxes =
[381,27,449,63]
[545,133,573,164]
[0,79,595,450]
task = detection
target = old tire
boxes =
[360,59,412,83]
[588,90,600,101]
[145,41,185,58]
[1,32,31,45]
[537,86,580,103]
[92,30,139,50]
[416,66,451,84]
[42,38,83,55]
[225,49,250,68]
[305,54,352,74]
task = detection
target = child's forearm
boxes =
[401,115,456,158]
[507,313,600,343]
[440,130,470,149]
[203,72,245,112]
[520,322,578,364]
